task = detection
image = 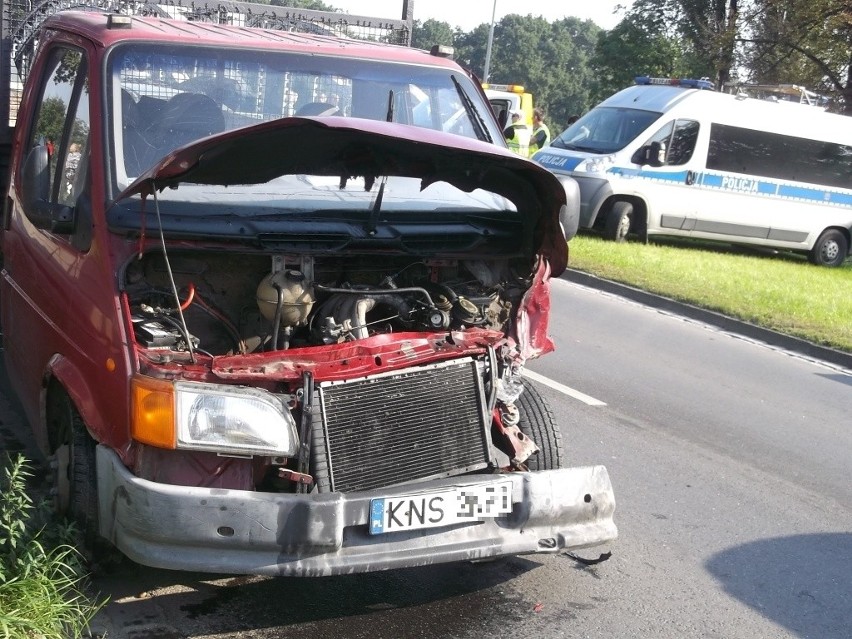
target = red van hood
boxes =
[116,116,568,275]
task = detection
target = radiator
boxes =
[311,358,494,492]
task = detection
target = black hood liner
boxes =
[115,116,568,275]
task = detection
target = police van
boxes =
[533,76,852,266]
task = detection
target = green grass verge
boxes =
[567,235,852,353]
[0,454,105,639]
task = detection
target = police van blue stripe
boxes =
[756,181,777,196]
[535,153,585,171]
[611,168,690,183]
[608,167,852,209]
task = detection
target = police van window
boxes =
[707,123,852,190]
[638,119,699,166]
[668,120,699,165]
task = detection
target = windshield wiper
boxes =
[451,75,492,144]
[386,90,395,122]
[366,176,387,235]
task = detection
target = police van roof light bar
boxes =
[634,76,715,90]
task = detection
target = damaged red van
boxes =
[1,11,615,575]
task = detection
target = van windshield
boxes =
[550,107,661,154]
[107,43,500,191]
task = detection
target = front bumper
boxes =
[97,446,617,576]
[573,175,613,228]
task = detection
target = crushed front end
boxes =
[101,116,616,575]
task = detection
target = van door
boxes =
[627,119,702,236]
[694,123,786,244]
[2,45,94,433]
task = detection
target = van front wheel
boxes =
[516,381,565,470]
[50,394,99,557]
[604,201,632,242]
[808,230,848,267]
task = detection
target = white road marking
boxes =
[522,369,607,407]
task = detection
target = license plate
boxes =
[369,480,513,535]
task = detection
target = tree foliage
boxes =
[410,19,456,50]
[591,9,705,103]
[428,14,601,133]
[252,2,852,127]
[592,0,851,113]
[677,0,741,88]
[739,0,852,111]
[33,97,66,145]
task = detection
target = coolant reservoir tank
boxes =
[256,270,315,326]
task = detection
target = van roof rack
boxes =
[722,83,829,108]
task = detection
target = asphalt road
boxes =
[1,275,850,638]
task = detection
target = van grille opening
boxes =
[311,358,493,492]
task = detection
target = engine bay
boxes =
[124,250,534,359]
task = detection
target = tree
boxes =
[600,0,737,88]
[453,14,601,132]
[33,97,67,145]
[411,19,456,51]
[591,7,705,103]
[596,0,851,114]
[677,0,741,88]
[739,0,852,112]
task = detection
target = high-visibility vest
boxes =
[505,124,531,157]
[530,122,551,155]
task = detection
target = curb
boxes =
[562,269,852,372]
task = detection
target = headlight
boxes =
[576,154,615,174]
[130,375,299,457]
[175,382,299,456]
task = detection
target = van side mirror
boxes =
[22,145,75,234]
[633,141,666,167]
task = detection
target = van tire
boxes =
[516,380,565,470]
[604,201,632,242]
[50,394,100,559]
[808,230,848,267]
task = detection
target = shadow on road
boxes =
[93,555,543,638]
[706,533,852,638]
[819,373,852,387]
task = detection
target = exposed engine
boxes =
[124,251,531,358]
[123,250,544,494]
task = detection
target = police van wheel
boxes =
[604,201,632,242]
[808,230,848,267]
[516,380,565,471]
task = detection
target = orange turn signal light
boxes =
[130,375,176,449]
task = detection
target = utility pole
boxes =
[483,0,497,82]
